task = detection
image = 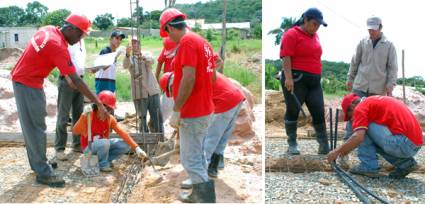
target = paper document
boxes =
[93,52,118,67]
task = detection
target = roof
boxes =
[202,22,251,30]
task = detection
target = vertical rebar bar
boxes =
[334,109,339,149]
[329,108,333,150]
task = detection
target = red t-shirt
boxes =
[279,26,323,75]
[213,72,245,113]
[352,96,423,146]
[157,38,177,73]
[172,32,214,118]
[11,26,76,88]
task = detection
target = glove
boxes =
[135,146,147,159]
[169,111,180,129]
[83,104,93,115]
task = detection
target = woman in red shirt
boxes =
[280,8,329,155]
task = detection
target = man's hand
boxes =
[83,104,93,115]
[327,149,340,164]
[126,45,132,57]
[65,75,77,89]
[169,111,180,129]
[135,146,147,159]
[284,77,294,93]
[385,85,394,96]
[346,81,353,92]
[96,103,108,121]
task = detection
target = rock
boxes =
[318,178,334,186]
[387,189,398,198]
[393,86,425,128]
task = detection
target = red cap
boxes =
[98,90,117,109]
[341,93,360,121]
[159,8,186,37]
[65,14,92,35]
[159,72,174,97]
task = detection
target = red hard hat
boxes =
[159,72,174,97]
[65,14,92,35]
[341,93,360,121]
[98,90,117,109]
[159,8,186,37]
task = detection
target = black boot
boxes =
[285,120,300,155]
[314,123,329,154]
[36,174,65,188]
[179,180,216,203]
[217,154,224,169]
[208,153,220,178]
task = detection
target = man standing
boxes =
[11,14,107,187]
[94,30,126,94]
[54,39,86,160]
[123,39,163,134]
[347,16,398,97]
[160,8,216,203]
[328,94,422,179]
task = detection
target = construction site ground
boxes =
[0,103,263,203]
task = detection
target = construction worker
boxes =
[346,16,398,97]
[279,8,329,155]
[327,94,423,179]
[123,39,163,134]
[160,8,216,203]
[54,39,86,160]
[94,30,126,94]
[72,90,147,172]
[160,70,246,189]
[11,14,108,187]
[156,37,177,121]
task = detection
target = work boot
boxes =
[178,180,216,203]
[349,165,380,178]
[36,174,65,188]
[389,159,418,179]
[55,150,68,161]
[208,153,220,178]
[285,120,300,155]
[180,178,193,189]
[217,154,224,170]
[313,123,329,154]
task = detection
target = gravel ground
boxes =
[266,137,425,203]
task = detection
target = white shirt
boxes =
[67,40,86,76]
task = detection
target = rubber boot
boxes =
[178,180,216,203]
[208,153,220,178]
[314,123,329,154]
[285,120,300,155]
[217,154,224,169]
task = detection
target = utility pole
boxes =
[219,0,227,73]
[402,49,406,103]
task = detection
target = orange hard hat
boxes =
[65,14,92,35]
[159,72,174,97]
[98,90,117,109]
[159,8,186,37]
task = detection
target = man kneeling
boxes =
[73,90,147,172]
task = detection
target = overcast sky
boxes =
[1,0,209,20]
[263,0,425,78]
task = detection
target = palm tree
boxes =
[268,17,297,45]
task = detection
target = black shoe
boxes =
[178,180,216,203]
[208,153,220,178]
[313,123,329,155]
[36,175,65,188]
[217,155,224,170]
[389,160,418,179]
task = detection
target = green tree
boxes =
[252,23,262,39]
[21,1,48,25]
[268,17,297,45]
[0,6,26,26]
[41,9,71,26]
[150,10,162,21]
[133,7,144,24]
[93,13,114,30]
[117,17,132,27]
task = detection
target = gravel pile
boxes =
[266,138,425,203]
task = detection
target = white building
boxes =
[0,27,38,49]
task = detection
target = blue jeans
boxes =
[84,138,130,168]
[352,123,420,171]
[179,115,212,184]
[204,102,243,163]
[95,79,116,94]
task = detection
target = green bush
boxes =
[265,63,280,90]
[223,61,256,87]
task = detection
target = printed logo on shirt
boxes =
[204,43,214,73]
[31,29,49,53]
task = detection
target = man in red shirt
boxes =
[11,14,108,187]
[328,94,423,179]
[159,8,215,203]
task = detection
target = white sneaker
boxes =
[55,151,68,161]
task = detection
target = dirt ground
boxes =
[0,104,263,203]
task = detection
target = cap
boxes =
[304,8,327,27]
[341,93,360,121]
[159,8,186,37]
[65,14,92,35]
[367,16,382,30]
[111,30,126,39]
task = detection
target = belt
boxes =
[60,75,83,80]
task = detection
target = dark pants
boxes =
[134,94,164,133]
[55,78,84,151]
[13,82,53,176]
[280,70,325,125]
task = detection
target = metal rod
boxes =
[402,49,406,103]
[332,163,371,204]
[329,108,333,150]
[292,93,306,118]
[334,109,339,149]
